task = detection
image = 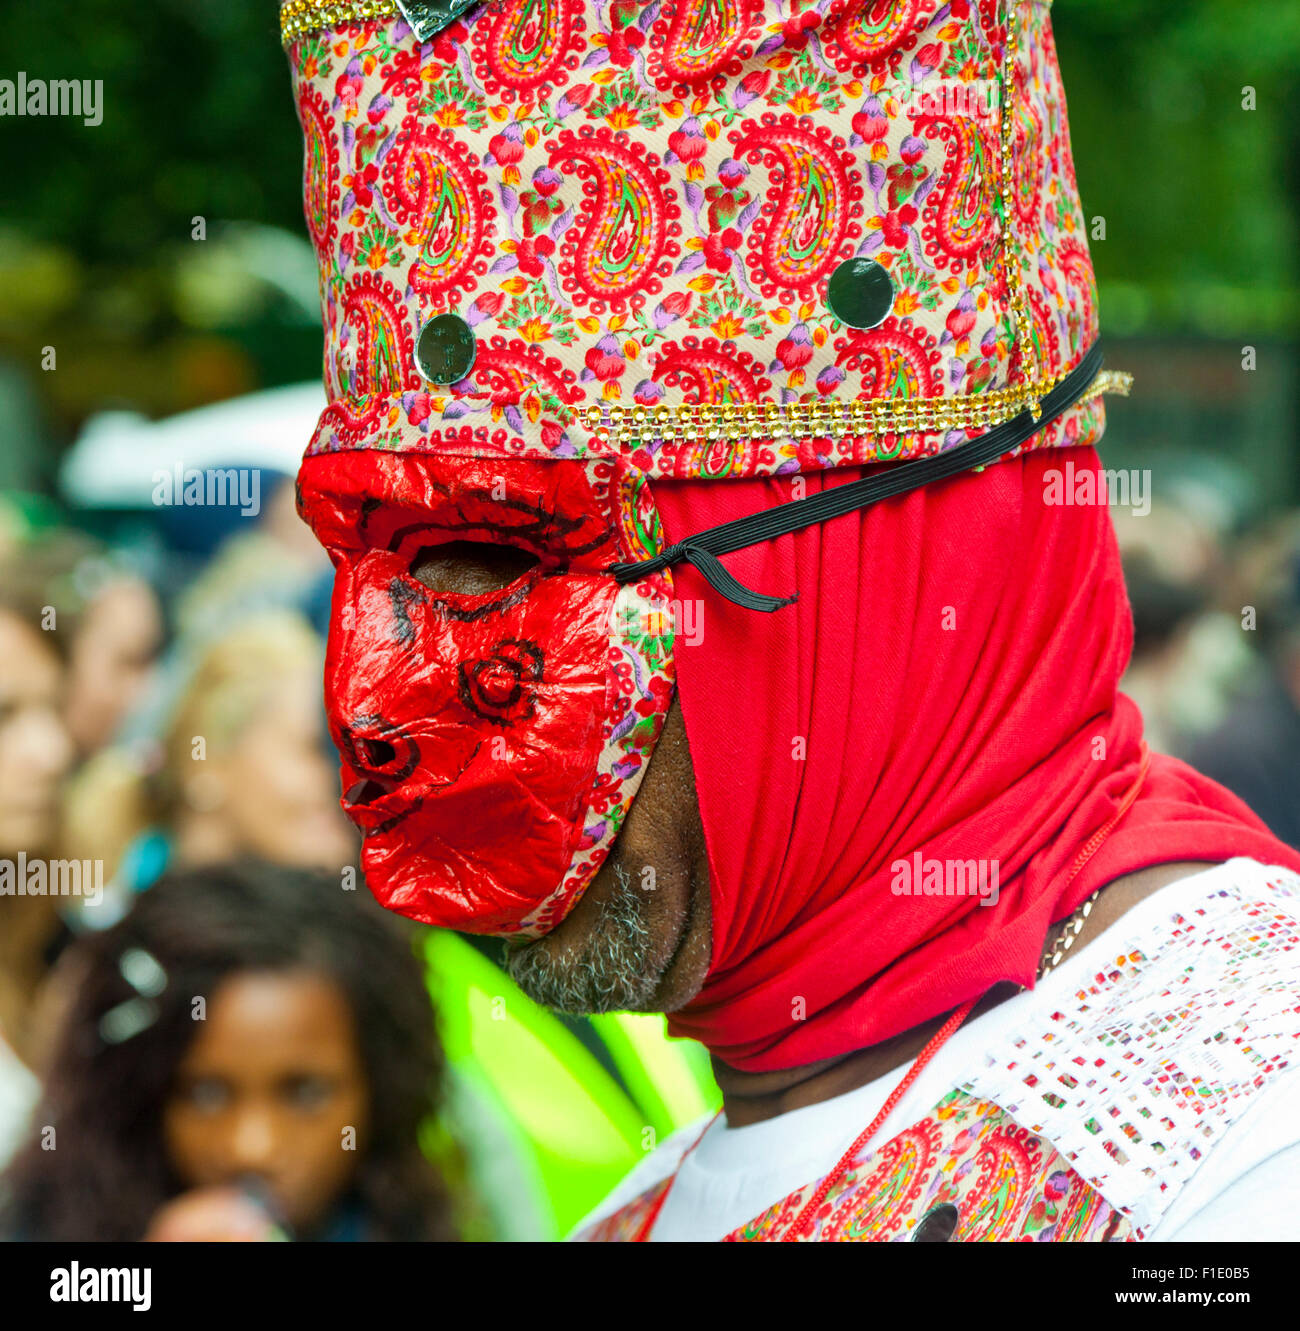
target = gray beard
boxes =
[503,866,661,1015]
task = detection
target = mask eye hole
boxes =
[410,541,540,596]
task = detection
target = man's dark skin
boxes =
[417,542,1213,1128]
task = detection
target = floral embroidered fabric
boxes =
[583,1089,1133,1241]
[960,872,1300,1238]
[285,0,1116,475]
[575,868,1300,1240]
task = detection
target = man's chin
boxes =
[500,876,663,1016]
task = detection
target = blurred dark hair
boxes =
[0,860,455,1241]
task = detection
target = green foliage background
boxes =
[1055,0,1300,335]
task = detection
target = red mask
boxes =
[298,445,675,936]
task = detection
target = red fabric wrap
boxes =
[653,446,1300,1072]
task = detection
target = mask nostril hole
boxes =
[344,779,388,807]
[360,738,397,769]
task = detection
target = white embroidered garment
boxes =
[959,862,1300,1237]
[575,859,1300,1241]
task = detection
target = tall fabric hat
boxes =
[282,0,1133,935]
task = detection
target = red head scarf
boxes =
[653,446,1300,1072]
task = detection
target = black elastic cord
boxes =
[609,342,1107,611]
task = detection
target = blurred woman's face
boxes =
[163,969,370,1234]
[66,578,162,755]
[0,610,75,856]
[213,671,357,871]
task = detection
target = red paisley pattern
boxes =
[649,0,765,92]
[835,320,941,396]
[288,0,1112,476]
[549,128,682,312]
[471,0,587,100]
[341,270,416,397]
[651,335,772,404]
[383,117,498,302]
[914,112,995,270]
[832,0,924,66]
[470,335,585,407]
[732,116,863,302]
[1013,70,1043,226]
[576,1090,1132,1242]
[297,84,340,265]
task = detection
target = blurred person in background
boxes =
[1119,549,1211,756]
[0,561,77,1166]
[9,529,166,761]
[1187,517,1300,850]
[62,612,357,901]
[0,860,458,1241]
[169,471,334,648]
[152,613,354,874]
[1113,494,1258,756]
[63,570,164,760]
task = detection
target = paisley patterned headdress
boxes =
[282,0,1134,935]
[283,0,1127,475]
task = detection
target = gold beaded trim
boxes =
[582,365,1131,450]
[280,0,400,45]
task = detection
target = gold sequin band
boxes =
[583,364,1132,451]
[280,0,400,45]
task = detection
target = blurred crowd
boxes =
[0,465,411,1238]
[0,445,719,1241]
[0,426,1297,1240]
[1117,474,1300,848]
